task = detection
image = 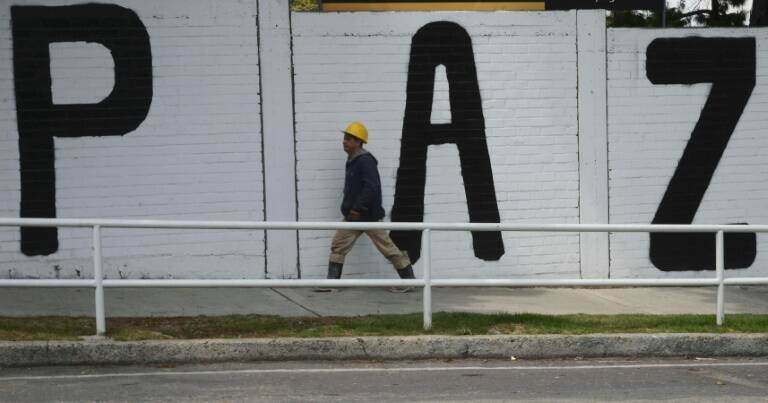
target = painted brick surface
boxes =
[607,28,768,278]
[3,3,766,284]
[292,12,581,279]
[0,0,264,279]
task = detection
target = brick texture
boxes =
[608,28,768,278]
[2,4,767,283]
[292,12,580,279]
[0,0,264,280]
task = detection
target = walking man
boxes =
[322,121,415,291]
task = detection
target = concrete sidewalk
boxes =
[2,286,768,367]
[1,286,766,317]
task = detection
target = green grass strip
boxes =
[1,313,767,341]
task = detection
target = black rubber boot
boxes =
[391,265,415,293]
[314,262,343,292]
[396,265,415,279]
[327,262,343,279]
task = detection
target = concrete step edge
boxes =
[2,334,767,367]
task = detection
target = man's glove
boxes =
[347,209,361,221]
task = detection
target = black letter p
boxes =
[12,4,152,255]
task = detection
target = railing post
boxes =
[93,225,106,336]
[716,230,725,326]
[422,228,432,331]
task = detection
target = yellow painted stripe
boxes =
[322,2,545,11]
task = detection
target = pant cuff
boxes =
[329,254,346,264]
[391,257,411,271]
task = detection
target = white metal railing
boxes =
[1,217,768,336]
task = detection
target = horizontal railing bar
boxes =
[1,218,768,233]
[723,277,768,285]
[101,279,426,287]
[1,279,766,288]
[0,280,96,287]
[430,279,721,287]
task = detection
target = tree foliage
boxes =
[608,7,690,27]
[690,0,748,26]
[608,0,749,27]
[291,0,320,12]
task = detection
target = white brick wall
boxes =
[3,3,767,284]
[0,0,265,279]
[608,28,768,278]
[292,12,581,279]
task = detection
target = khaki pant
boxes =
[329,224,411,270]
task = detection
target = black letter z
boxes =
[646,37,756,271]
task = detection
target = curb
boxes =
[2,334,768,367]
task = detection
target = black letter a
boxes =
[391,21,504,263]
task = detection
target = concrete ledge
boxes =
[2,334,768,367]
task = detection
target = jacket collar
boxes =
[347,149,369,162]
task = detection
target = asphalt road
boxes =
[1,358,768,402]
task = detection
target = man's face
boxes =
[343,133,361,154]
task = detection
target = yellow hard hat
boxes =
[342,121,368,143]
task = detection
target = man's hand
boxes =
[347,210,361,221]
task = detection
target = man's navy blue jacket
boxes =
[341,150,385,222]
